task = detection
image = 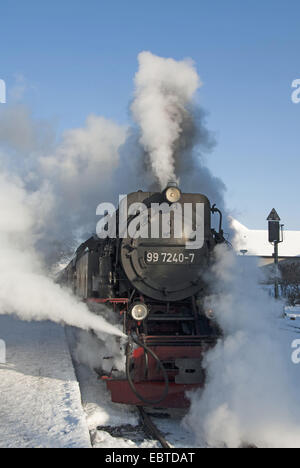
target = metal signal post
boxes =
[267,209,284,299]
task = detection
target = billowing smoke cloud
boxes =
[39,115,127,264]
[0,104,54,154]
[184,246,300,448]
[0,50,227,337]
[0,105,127,266]
[131,51,199,188]
[130,51,226,221]
[0,53,227,268]
[73,330,125,374]
[0,171,123,337]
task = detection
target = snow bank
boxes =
[0,316,91,448]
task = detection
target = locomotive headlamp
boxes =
[205,309,215,320]
[165,186,181,203]
[130,303,149,321]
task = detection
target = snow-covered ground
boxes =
[73,361,201,448]
[0,316,91,448]
[0,314,299,448]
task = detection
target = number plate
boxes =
[145,251,197,265]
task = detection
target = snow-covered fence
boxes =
[0,339,6,364]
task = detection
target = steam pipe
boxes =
[211,204,223,234]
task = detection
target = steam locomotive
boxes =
[60,183,226,408]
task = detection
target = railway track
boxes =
[95,407,173,448]
[137,407,172,449]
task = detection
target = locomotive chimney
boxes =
[166,180,179,189]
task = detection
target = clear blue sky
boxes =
[1,0,299,230]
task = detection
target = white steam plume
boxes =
[73,330,125,374]
[0,106,127,266]
[0,54,226,265]
[131,51,200,188]
[184,245,300,448]
[0,172,123,338]
[0,51,226,337]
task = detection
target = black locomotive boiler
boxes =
[60,183,225,408]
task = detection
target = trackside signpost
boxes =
[267,208,283,299]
